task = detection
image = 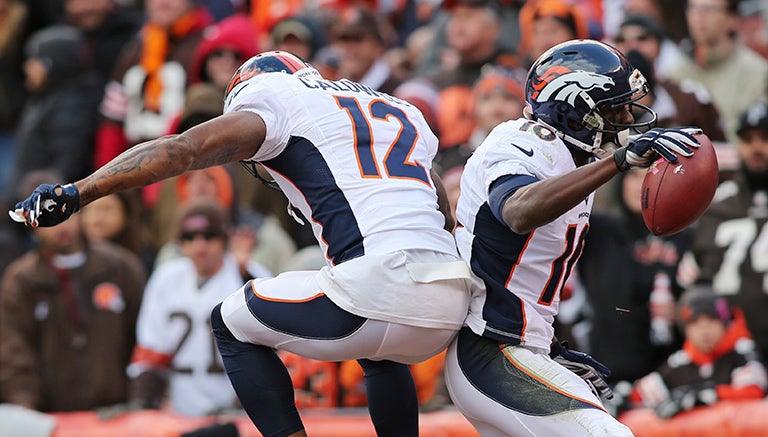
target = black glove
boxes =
[654,384,717,419]
[551,341,613,399]
[613,127,701,171]
[9,183,80,227]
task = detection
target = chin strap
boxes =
[239,160,282,192]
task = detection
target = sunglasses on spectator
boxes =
[180,230,224,242]
[615,33,651,44]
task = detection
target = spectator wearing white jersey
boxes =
[128,199,270,417]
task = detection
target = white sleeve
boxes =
[479,127,542,191]
[225,75,295,161]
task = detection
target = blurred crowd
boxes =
[0,0,767,431]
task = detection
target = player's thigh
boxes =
[444,328,633,437]
[219,271,456,363]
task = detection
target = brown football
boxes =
[641,133,719,236]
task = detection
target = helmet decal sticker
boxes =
[531,68,614,106]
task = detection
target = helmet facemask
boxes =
[587,69,657,156]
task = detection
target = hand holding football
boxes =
[641,133,719,236]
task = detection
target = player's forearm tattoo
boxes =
[196,147,240,168]
[80,137,189,205]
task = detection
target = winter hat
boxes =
[24,25,87,79]
[473,67,525,102]
[677,285,731,326]
[736,101,768,139]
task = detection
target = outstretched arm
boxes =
[11,111,266,227]
[502,156,619,234]
[77,111,266,207]
[503,127,702,234]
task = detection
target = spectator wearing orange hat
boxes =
[517,0,591,68]
[433,66,526,176]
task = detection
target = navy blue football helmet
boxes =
[525,39,657,155]
[224,50,320,109]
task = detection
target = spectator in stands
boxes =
[330,7,403,95]
[623,49,727,142]
[433,65,525,175]
[153,166,296,275]
[11,25,103,198]
[79,190,149,265]
[619,0,688,44]
[427,0,516,148]
[93,0,213,168]
[62,0,141,84]
[612,13,684,81]
[737,0,768,59]
[0,170,147,412]
[690,102,768,361]
[270,14,327,64]
[248,0,304,50]
[128,200,270,416]
[0,0,27,202]
[164,13,259,145]
[387,23,438,86]
[666,0,768,144]
[187,13,259,91]
[516,0,591,69]
[631,286,767,418]
[578,168,691,390]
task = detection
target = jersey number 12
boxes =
[336,96,430,185]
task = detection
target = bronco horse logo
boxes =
[530,66,614,106]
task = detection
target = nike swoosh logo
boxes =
[511,144,534,156]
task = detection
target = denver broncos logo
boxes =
[530,66,614,106]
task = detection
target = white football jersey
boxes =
[134,255,271,416]
[224,73,456,265]
[455,118,594,352]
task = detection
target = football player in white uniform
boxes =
[444,40,703,436]
[10,51,471,437]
